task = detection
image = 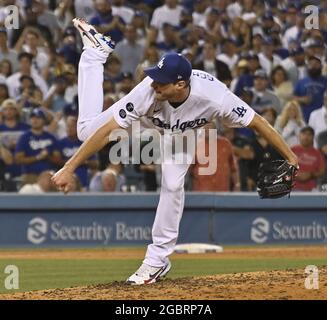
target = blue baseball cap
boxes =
[30,108,47,120]
[289,46,304,56]
[144,52,192,84]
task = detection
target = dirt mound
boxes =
[2,267,326,300]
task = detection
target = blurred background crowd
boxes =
[0,0,327,193]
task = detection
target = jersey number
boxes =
[192,71,214,81]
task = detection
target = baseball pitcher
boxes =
[52,18,299,285]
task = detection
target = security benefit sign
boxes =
[214,212,327,245]
[0,213,153,246]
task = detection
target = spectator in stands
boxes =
[62,64,78,104]
[193,41,218,78]
[116,72,134,99]
[220,124,254,191]
[150,0,183,43]
[231,58,251,94]
[216,38,239,73]
[6,52,48,99]
[112,0,135,24]
[89,164,125,192]
[90,0,126,43]
[275,100,305,147]
[29,0,62,45]
[251,32,264,56]
[58,115,98,191]
[282,5,302,49]
[0,141,14,191]
[17,84,45,122]
[302,38,325,63]
[247,53,261,75]
[156,23,183,54]
[194,41,231,86]
[137,45,159,75]
[15,108,62,185]
[271,65,293,107]
[227,17,251,53]
[131,10,148,46]
[251,69,282,114]
[18,75,35,96]
[55,0,75,30]
[43,75,69,113]
[14,27,50,75]
[18,170,57,194]
[104,54,123,83]
[192,0,210,27]
[0,99,30,181]
[21,1,54,46]
[0,59,13,80]
[191,122,240,192]
[233,56,255,96]
[293,56,327,123]
[114,24,145,74]
[200,8,223,44]
[260,107,278,127]
[258,37,282,76]
[270,27,288,60]
[240,0,256,26]
[0,84,9,106]
[260,12,277,39]
[291,126,325,191]
[74,0,96,23]
[279,46,306,86]
[0,28,18,72]
[56,29,80,68]
[309,90,327,146]
[49,99,78,139]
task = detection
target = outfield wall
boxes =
[0,193,327,247]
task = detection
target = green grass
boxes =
[0,257,326,294]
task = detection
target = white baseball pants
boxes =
[77,48,190,267]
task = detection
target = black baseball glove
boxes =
[257,160,298,199]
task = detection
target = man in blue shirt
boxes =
[15,108,62,184]
[58,116,98,191]
[294,56,327,123]
[90,0,126,43]
[0,99,30,179]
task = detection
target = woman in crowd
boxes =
[271,65,293,108]
[274,100,306,147]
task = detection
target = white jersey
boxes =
[110,70,255,133]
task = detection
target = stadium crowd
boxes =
[0,0,327,193]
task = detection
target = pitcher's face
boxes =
[151,81,186,102]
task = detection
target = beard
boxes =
[308,68,322,79]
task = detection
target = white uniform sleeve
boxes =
[110,77,153,128]
[216,87,256,127]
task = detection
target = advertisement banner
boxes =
[214,212,327,245]
[1,194,327,247]
[0,210,210,247]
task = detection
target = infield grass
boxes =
[0,252,326,293]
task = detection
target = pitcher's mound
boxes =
[1,267,326,300]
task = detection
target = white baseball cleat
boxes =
[72,17,115,55]
[126,261,171,285]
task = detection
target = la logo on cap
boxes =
[157,57,165,69]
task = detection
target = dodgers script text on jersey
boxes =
[110,70,255,133]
